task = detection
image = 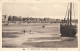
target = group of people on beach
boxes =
[23,25,45,34]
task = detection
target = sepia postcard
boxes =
[0,0,80,51]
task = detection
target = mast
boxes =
[70,2,72,26]
[67,9,69,25]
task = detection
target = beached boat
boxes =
[60,2,77,37]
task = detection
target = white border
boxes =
[0,0,80,51]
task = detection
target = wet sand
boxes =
[2,23,78,48]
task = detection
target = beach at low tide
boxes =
[2,23,78,48]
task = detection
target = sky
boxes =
[2,1,78,19]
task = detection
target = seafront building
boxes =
[2,15,61,25]
[2,15,78,26]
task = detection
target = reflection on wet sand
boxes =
[2,23,78,48]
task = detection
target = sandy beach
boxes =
[2,23,78,48]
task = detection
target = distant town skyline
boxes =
[2,2,78,19]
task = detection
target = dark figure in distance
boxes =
[42,25,45,28]
[30,30,31,33]
[23,29,25,34]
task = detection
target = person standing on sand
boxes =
[42,25,45,28]
[30,30,32,34]
[23,29,25,34]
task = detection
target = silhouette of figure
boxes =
[23,29,25,34]
[42,25,45,28]
[30,30,31,33]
